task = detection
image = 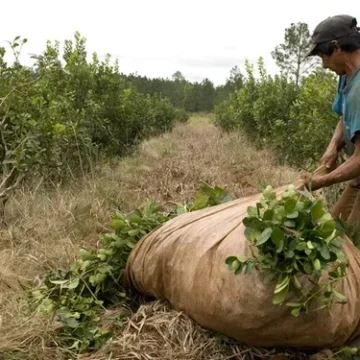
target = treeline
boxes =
[214,22,339,169]
[120,67,244,113]
[0,32,189,202]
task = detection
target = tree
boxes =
[228,66,244,91]
[272,22,317,86]
[214,66,245,105]
[171,71,185,82]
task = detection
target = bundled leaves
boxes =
[30,201,169,353]
[29,185,231,354]
[226,184,349,317]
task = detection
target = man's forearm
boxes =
[327,118,345,152]
[322,154,360,187]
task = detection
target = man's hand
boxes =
[301,173,327,192]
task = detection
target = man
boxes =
[303,14,360,226]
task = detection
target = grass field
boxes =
[0,114,315,359]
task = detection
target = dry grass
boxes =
[0,114,303,359]
[84,301,308,360]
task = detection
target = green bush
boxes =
[173,108,190,123]
[214,59,338,169]
[252,60,299,148]
[214,59,298,145]
[213,98,237,131]
[0,34,179,198]
[283,69,338,167]
[148,95,177,134]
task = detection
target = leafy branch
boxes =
[226,184,349,317]
[28,185,232,354]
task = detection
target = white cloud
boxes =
[1,0,358,85]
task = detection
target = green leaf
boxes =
[275,275,290,293]
[263,185,276,200]
[97,253,107,261]
[330,245,343,258]
[237,255,249,262]
[291,307,301,317]
[286,302,303,308]
[272,286,289,305]
[284,199,297,213]
[189,193,210,211]
[307,241,314,249]
[128,229,140,237]
[129,212,142,224]
[296,242,307,251]
[79,248,97,261]
[62,317,79,328]
[274,205,286,221]
[126,241,135,249]
[312,259,321,271]
[243,217,262,229]
[66,278,80,289]
[225,256,238,265]
[110,218,126,231]
[263,209,273,221]
[256,228,273,245]
[284,220,296,228]
[245,227,261,242]
[287,211,299,219]
[176,206,187,214]
[295,201,305,212]
[247,206,258,216]
[49,279,68,285]
[245,262,255,273]
[313,304,328,311]
[329,271,339,279]
[339,347,358,356]
[320,244,330,260]
[311,200,324,221]
[271,227,284,252]
[296,212,309,230]
[292,274,302,289]
[231,260,241,272]
[333,290,347,303]
[303,262,312,274]
[331,237,346,246]
[318,220,336,238]
[318,213,333,223]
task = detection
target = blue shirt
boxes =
[332,67,360,155]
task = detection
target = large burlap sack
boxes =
[125,182,360,349]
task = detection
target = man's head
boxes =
[307,15,360,75]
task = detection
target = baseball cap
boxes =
[306,15,360,57]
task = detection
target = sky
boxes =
[1,0,359,85]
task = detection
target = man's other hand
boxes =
[301,173,327,192]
